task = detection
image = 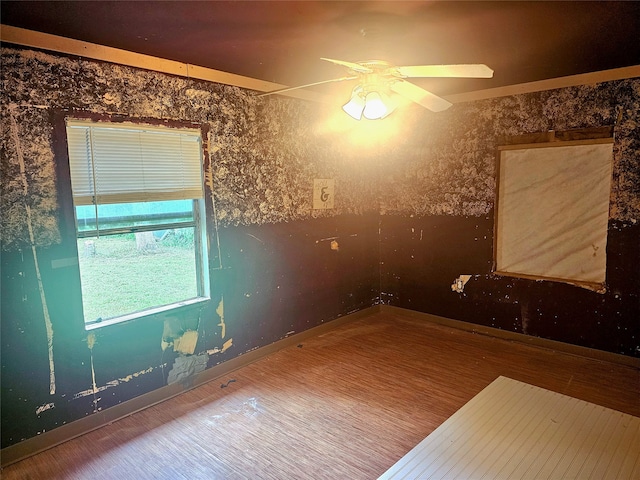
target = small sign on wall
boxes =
[313,179,335,210]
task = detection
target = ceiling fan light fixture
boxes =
[362,91,389,120]
[342,88,366,120]
[262,57,493,117]
[342,85,365,120]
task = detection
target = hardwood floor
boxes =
[2,310,639,479]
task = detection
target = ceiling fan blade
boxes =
[395,64,494,78]
[390,80,452,112]
[257,76,357,97]
[320,57,373,74]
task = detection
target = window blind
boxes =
[66,120,204,206]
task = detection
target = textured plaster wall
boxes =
[379,80,640,220]
[1,47,378,250]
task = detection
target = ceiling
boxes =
[2,1,640,97]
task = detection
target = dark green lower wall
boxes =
[3,211,637,450]
[1,214,379,449]
[380,215,640,357]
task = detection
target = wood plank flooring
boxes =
[2,310,639,479]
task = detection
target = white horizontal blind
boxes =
[66,120,204,205]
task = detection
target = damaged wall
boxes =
[0,46,380,449]
[2,43,638,454]
[379,79,640,357]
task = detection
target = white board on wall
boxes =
[313,179,335,210]
[495,140,613,290]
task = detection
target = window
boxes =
[495,138,613,291]
[66,119,209,327]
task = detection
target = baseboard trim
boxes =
[0,306,380,468]
[381,305,640,369]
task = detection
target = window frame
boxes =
[55,111,212,329]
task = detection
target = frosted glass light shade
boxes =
[362,92,388,120]
[342,94,366,120]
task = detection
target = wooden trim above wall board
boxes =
[381,305,640,369]
[0,306,380,468]
[443,65,640,104]
[2,25,639,105]
[0,25,324,102]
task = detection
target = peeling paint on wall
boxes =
[8,107,56,395]
[207,338,233,355]
[85,332,100,411]
[73,366,157,399]
[216,297,226,339]
[173,330,199,355]
[1,44,380,450]
[35,402,55,416]
[451,275,472,293]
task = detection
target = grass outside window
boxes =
[77,229,197,323]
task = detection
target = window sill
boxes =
[84,296,210,330]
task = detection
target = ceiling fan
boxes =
[258,57,494,120]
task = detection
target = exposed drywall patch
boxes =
[161,317,200,353]
[216,297,226,339]
[451,275,473,293]
[166,353,208,385]
[173,330,199,355]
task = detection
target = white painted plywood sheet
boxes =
[379,376,640,480]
